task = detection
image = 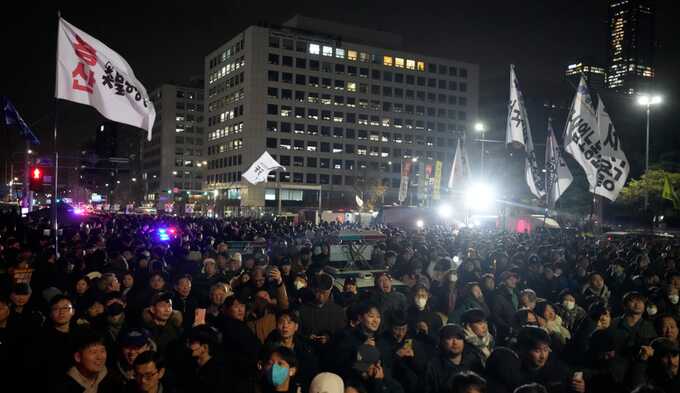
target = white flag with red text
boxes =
[56,18,156,140]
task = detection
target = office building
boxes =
[143,83,205,205]
[565,62,607,93]
[606,0,655,95]
[204,16,479,214]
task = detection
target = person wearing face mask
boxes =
[429,258,459,317]
[406,284,442,341]
[257,346,300,393]
[555,290,586,334]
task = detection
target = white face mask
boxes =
[414,297,428,310]
[646,306,658,316]
[563,301,575,311]
[669,295,679,305]
[449,274,458,283]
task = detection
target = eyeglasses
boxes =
[135,370,159,381]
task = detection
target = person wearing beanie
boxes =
[423,324,484,393]
[461,308,495,360]
[309,372,344,393]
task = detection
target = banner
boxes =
[56,18,156,140]
[564,76,600,190]
[355,195,364,208]
[663,174,680,209]
[432,161,443,201]
[545,121,573,207]
[242,151,286,185]
[594,95,629,201]
[398,159,413,203]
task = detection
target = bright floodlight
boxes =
[416,219,424,228]
[437,204,452,219]
[411,157,418,162]
[637,94,662,106]
[474,122,486,132]
[465,182,496,211]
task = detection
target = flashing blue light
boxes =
[158,228,170,241]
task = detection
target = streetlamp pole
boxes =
[637,94,662,212]
[645,104,650,211]
[475,122,486,177]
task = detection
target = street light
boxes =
[636,94,663,211]
[474,122,486,176]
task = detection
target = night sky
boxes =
[2,1,679,177]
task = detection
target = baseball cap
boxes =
[150,291,173,306]
[230,252,242,262]
[353,344,381,372]
[11,282,32,295]
[439,324,466,340]
[623,291,646,304]
[119,328,151,348]
[460,308,487,325]
[498,270,519,283]
[651,337,680,357]
[309,372,344,393]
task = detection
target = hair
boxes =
[223,294,243,309]
[654,314,678,334]
[265,345,298,368]
[513,383,548,393]
[276,309,300,324]
[517,327,551,351]
[187,326,220,355]
[174,274,192,286]
[451,371,487,393]
[98,273,118,292]
[72,329,105,354]
[209,282,230,297]
[587,302,610,321]
[534,301,554,319]
[133,350,165,370]
[355,301,381,318]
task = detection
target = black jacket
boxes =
[422,346,485,393]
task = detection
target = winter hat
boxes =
[309,372,344,393]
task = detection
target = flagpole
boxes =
[53,11,61,257]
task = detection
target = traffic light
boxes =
[29,167,43,192]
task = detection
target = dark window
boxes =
[269,36,280,48]
[282,56,293,67]
[309,60,320,71]
[460,68,468,78]
[395,73,404,83]
[296,58,306,68]
[281,72,293,83]
[321,142,330,152]
[383,71,393,82]
[266,121,278,132]
[266,138,277,148]
[307,157,317,167]
[332,175,342,185]
[267,104,278,115]
[267,87,278,98]
[371,70,381,79]
[295,74,306,85]
[268,53,279,65]
[268,71,279,82]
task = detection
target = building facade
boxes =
[143,83,205,206]
[204,16,479,215]
[565,62,607,93]
[606,0,655,95]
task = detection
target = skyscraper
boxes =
[565,61,607,93]
[606,0,655,95]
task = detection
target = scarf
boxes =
[464,326,494,358]
[544,314,571,343]
[67,366,108,393]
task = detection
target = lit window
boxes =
[347,82,357,92]
[347,50,358,61]
[383,56,393,66]
[417,61,425,71]
[335,48,345,59]
[359,52,369,62]
[322,46,333,56]
[309,44,320,55]
[395,58,404,68]
[406,59,416,70]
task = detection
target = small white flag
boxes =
[355,195,364,208]
[56,18,156,140]
[594,95,629,201]
[242,151,285,185]
[545,122,573,207]
[448,138,471,189]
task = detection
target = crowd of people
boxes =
[0,208,679,393]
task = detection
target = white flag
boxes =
[56,18,156,140]
[564,76,600,190]
[506,65,527,146]
[355,195,364,208]
[545,123,573,207]
[242,151,285,185]
[595,95,629,201]
[448,138,471,189]
[506,65,544,198]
